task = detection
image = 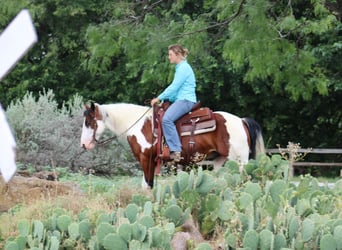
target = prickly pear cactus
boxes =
[177,171,190,192]
[148,226,171,249]
[56,215,72,233]
[243,229,259,250]
[132,222,147,241]
[4,241,19,250]
[96,213,111,225]
[143,201,152,216]
[118,223,132,243]
[49,236,60,250]
[217,200,234,221]
[102,233,128,250]
[79,219,91,241]
[96,222,115,246]
[195,242,213,250]
[238,192,253,211]
[320,233,337,250]
[259,229,273,250]
[139,215,154,229]
[15,235,26,250]
[244,182,262,201]
[33,220,44,243]
[17,219,30,237]
[334,225,342,250]
[288,216,300,240]
[196,172,214,194]
[164,204,183,226]
[124,203,139,223]
[274,233,287,250]
[301,218,314,242]
[269,179,287,203]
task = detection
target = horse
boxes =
[80,102,265,188]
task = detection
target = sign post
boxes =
[0,9,38,182]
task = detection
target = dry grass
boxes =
[0,180,152,244]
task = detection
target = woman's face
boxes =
[168,50,182,64]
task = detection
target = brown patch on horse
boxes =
[84,105,97,131]
[179,112,229,162]
[127,118,156,187]
[212,113,230,156]
[141,118,153,144]
[94,105,103,120]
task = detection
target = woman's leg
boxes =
[162,100,195,152]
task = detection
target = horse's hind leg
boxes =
[212,156,227,171]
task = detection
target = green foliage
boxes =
[68,222,79,241]
[79,220,91,241]
[259,229,273,249]
[124,203,139,223]
[17,220,30,237]
[103,233,128,250]
[243,230,259,250]
[301,218,314,242]
[320,234,337,250]
[96,223,115,246]
[164,205,184,227]
[4,241,19,250]
[118,223,131,243]
[195,242,213,250]
[32,220,44,243]
[0,0,340,153]
[132,222,147,242]
[2,155,342,249]
[56,215,72,233]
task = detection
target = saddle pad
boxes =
[180,120,216,136]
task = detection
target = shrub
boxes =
[6,89,140,175]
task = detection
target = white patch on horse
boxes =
[214,111,249,164]
[126,117,152,152]
[141,174,149,189]
[80,121,94,148]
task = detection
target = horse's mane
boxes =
[98,103,152,135]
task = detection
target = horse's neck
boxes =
[101,104,151,135]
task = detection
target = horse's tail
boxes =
[242,117,265,159]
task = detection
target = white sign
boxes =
[0,9,38,182]
[0,9,38,81]
[0,105,17,182]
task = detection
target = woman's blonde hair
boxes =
[168,44,189,59]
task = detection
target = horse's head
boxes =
[80,102,106,150]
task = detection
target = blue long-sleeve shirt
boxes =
[158,60,197,103]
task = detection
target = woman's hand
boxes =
[150,97,160,107]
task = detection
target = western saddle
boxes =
[153,101,216,169]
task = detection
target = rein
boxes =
[95,107,152,146]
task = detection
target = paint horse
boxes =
[80,102,265,188]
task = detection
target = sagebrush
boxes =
[6,89,140,175]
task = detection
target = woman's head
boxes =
[168,44,188,64]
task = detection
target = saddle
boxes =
[153,101,216,166]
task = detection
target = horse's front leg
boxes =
[140,152,156,189]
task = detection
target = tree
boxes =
[0,0,341,148]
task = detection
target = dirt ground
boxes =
[0,171,82,212]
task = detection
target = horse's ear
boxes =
[90,102,95,111]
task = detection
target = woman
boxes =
[151,44,197,162]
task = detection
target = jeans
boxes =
[162,100,196,152]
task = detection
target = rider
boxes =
[150,44,197,162]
